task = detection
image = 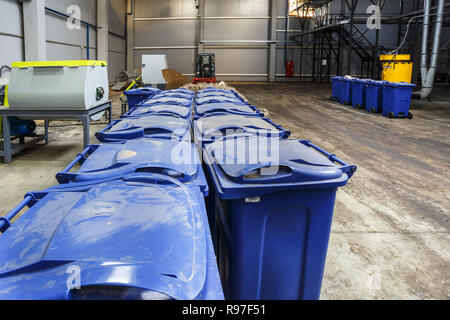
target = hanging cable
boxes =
[387,11,449,56]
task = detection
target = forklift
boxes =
[193,53,216,84]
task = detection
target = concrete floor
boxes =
[1,84,449,299]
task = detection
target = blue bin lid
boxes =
[139,97,193,108]
[200,88,233,93]
[0,174,223,300]
[197,91,238,99]
[195,103,261,117]
[151,92,193,100]
[194,114,290,143]
[96,115,190,142]
[125,104,192,119]
[204,136,356,199]
[56,138,208,195]
[196,96,245,106]
[168,88,194,95]
[384,81,416,88]
[366,79,386,85]
[331,76,345,81]
[124,87,161,96]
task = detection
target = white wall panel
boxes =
[0,0,24,67]
[134,20,198,46]
[0,35,24,67]
[204,19,269,41]
[134,0,197,18]
[205,0,269,17]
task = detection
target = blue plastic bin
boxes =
[96,115,191,143]
[137,96,193,108]
[123,103,192,119]
[351,79,369,108]
[124,87,161,109]
[340,77,353,105]
[203,136,356,300]
[193,113,291,151]
[331,76,343,101]
[194,103,263,119]
[56,138,207,195]
[382,82,415,119]
[365,80,386,113]
[0,173,223,300]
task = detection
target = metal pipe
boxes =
[415,0,445,99]
[420,0,430,85]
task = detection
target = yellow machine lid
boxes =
[12,60,107,68]
[380,54,411,61]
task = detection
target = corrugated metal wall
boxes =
[0,0,126,83]
[131,0,272,81]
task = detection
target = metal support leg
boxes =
[44,120,49,144]
[81,116,90,148]
[2,116,12,163]
[108,104,112,124]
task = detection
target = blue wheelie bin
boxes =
[0,173,223,300]
[351,78,369,108]
[124,87,161,109]
[382,82,415,119]
[331,76,343,101]
[123,103,192,120]
[194,103,263,119]
[365,80,385,113]
[340,77,353,105]
[55,138,207,195]
[96,115,191,143]
[203,135,356,300]
[193,113,290,151]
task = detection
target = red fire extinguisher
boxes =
[285,60,294,77]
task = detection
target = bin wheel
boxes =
[408,112,413,119]
[370,107,376,113]
[388,112,395,119]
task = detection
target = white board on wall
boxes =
[142,55,168,85]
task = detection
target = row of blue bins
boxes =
[192,87,356,300]
[0,85,357,300]
[0,88,224,300]
[331,76,415,119]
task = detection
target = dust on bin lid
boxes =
[56,138,207,195]
[125,104,192,119]
[196,103,261,116]
[195,114,290,142]
[0,174,211,300]
[140,96,193,107]
[204,135,356,199]
[96,115,190,142]
[125,87,161,95]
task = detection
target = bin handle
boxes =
[95,127,145,142]
[0,194,34,233]
[59,145,99,174]
[123,173,185,188]
[299,140,357,178]
[124,111,184,119]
